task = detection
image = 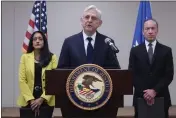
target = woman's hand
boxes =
[30,97,45,111]
[34,107,40,117]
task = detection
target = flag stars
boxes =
[41,13,44,17]
[37,3,40,6]
[31,2,47,33]
[36,8,39,12]
[42,26,45,30]
[36,20,39,23]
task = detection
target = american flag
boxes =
[79,89,94,96]
[22,0,47,53]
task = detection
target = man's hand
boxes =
[143,89,156,105]
[143,89,156,101]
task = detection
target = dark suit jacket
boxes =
[58,31,120,69]
[129,41,174,108]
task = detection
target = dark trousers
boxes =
[134,105,169,118]
[20,85,55,118]
[20,103,54,118]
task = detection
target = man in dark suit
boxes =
[57,5,120,117]
[129,18,174,118]
[58,5,120,69]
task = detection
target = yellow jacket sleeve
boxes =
[41,54,58,102]
[19,54,35,102]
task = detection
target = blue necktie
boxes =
[87,37,94,63]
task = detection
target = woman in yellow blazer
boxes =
[17,31,58,118]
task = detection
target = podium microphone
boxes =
[105,38,119,53]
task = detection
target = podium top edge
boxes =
[52,69,130,71]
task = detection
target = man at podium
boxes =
[57,5,120,69]
[129,19,174,118]
[57,5,121,117]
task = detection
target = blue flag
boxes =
[132,1,152,47]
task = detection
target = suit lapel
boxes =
[42,66,47,77]
[141,43,150,65]
[28,52,35,78]
[29,51,46,78]
[78,32,87,63]
[92,32,102,63]
[151,42,160,65]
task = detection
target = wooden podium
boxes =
[45,69,133,118]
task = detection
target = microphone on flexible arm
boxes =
[105,38,119,53]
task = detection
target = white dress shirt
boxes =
[82,31,96,55]
[145,39,157,53]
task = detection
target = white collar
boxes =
[145,39,157,47]
[82,30,96,41]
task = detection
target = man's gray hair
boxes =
[83,5,102,20]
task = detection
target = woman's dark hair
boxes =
[27,31,53,67]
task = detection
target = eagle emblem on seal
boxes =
[66,64,112,110]
[77,75,103,99]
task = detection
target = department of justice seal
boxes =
[66,64,113,110]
